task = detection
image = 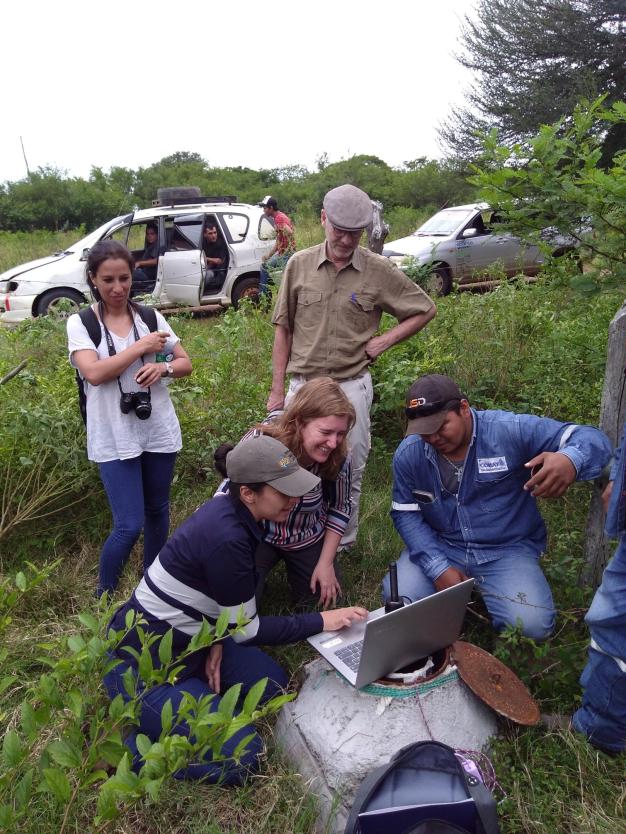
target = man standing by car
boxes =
[267,184,436,547]
[258,196,296,299]
[202,223,228,287]
[384,373,611,639]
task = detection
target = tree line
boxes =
[0,154,476,233]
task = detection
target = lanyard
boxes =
[98,302,146,395]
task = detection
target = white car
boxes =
[0,195,276,323]
[383,203,579,295]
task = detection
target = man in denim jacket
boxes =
[383,374,611,640]
[572,424,626,754]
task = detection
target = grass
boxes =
[1,261,625,831]
[0,229,82,273]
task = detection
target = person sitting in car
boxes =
[202,223,228,286]
[132,222,160,295]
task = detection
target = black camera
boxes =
[119,390,152,420]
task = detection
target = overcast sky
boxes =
[1,0,475,183]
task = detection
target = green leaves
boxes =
[47,739,82,769]
[242,677,268,716]
[2,731,23,768]
[40,768,71,804]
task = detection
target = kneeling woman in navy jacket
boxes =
[105,433,366,784]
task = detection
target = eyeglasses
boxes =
[329,224,363,240]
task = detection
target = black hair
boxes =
[213,443,264,497]
[146,222,158,234]
[87,240,134,301]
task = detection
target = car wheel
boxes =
[426,267,453,297]
[231,276,260,310]
[34,288,86,318]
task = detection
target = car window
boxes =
[416,209,476,236]
[127,222,155,251]
[259,216,277,241]
[106,223,131,244]
[165,214,204,250]
[219,213,249,244]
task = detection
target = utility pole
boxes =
[19,136,31,177]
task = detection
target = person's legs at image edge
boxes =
[572,536,626,752]
[140,451,177,571]
[572,645,626,754]
[97,457,145,595]
[580,537,626,660]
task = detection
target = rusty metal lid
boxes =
[451,641,540,726]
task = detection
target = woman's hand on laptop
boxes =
[434,567,468,592]
[321,607,368,631]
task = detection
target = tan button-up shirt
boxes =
[272,243,434,380]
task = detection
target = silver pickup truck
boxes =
[382,203,579,295]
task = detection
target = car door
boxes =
[218,211,254,268]
[160,213,204,305]
[463,210,524,276]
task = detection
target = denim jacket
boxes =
[605,421,626,538]
[391,409,611,581]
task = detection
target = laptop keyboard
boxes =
[335,639,364,672]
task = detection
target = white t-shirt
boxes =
[67,308,183,463]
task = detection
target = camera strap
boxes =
[98,302,147,396]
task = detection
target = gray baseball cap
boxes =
[226,434,320,496]
[323,184,373,231]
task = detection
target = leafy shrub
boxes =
[0,565,293,832]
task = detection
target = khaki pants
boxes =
[286,371,373,547]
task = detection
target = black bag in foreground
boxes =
[344,741,501,834]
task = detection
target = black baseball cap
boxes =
[259,195,278,209]
[405,374,464,436]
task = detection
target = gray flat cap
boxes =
[323,184,373,231]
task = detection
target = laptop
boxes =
[307,579,474,689]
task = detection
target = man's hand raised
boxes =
[524,451,576,498]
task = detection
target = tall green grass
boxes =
[0,230,83,273]
[0,272,624,832]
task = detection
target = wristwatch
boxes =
[164,362,174,378]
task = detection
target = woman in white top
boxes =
[67,240,192,595]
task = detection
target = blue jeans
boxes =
[382,547,555,640]
[103,638,288,784]
[572,536,626,752]
[98,451,177,595]
[259,253,291,297]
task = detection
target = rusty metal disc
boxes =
[451,641,540,726]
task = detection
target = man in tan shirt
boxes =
[267,184,436,547]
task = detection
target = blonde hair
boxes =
[257,377,355,479]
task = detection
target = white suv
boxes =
[0,195,276,323]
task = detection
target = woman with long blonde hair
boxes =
[216,377,355,608]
